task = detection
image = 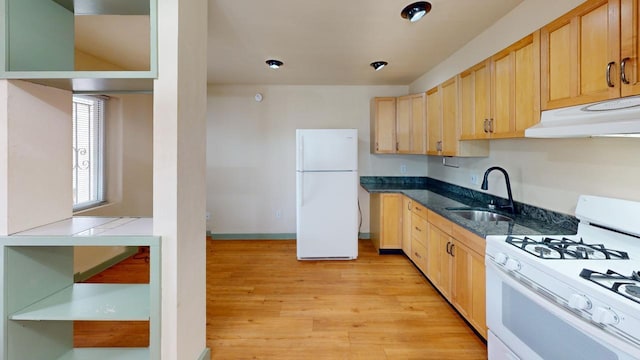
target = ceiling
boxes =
[75,0,525,86]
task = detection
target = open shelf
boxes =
[11,284,149,321]
[0,217,160,360]
[57,347,149,360]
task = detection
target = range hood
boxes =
[525,96,640,138]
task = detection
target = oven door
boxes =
[486,262,639,360]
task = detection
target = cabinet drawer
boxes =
[427,210,452,235]
[411,237,428,272]
[452,225,485,256]
[411,202,428,219]
[411,213,428,246]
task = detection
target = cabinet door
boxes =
[452,240,471,318]
[452,240,487,339]
[621,0,640,96]
[541,0,620,110]
[441,77,458,156]
[439,234,454,299]
[402,197,412,255]
[427,223,452,296]
[426,87,442,155]
[470,249,487,339]
[396,96,411,153]
[491,32,541,138]
[371,97,396,153]
[380,194,402,249]
[460,60,491,140]
[410,93,426,154]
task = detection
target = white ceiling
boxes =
[76,0,525,85]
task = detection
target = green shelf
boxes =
[57,347,149,360]
[11,284,149,321]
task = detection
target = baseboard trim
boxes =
[209,232,372,240]
[197,347,211,360]
[210,233,296,240]
[73,246,139,282]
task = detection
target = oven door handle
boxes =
[487,262,640,356]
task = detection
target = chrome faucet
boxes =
[481,166,516,214]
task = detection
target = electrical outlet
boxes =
[275,210,282,218]
[470,174,479,185]
[400,164,407,174]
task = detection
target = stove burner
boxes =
[626,285,640,298]
[580,269,640,304]
[506,236,629,260]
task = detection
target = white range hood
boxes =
[525,96,640,138]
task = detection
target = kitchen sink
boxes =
[447,209,513,222]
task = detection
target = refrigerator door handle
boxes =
[298,136,304,171]
[298,172,304,207]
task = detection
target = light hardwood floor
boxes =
[76,239,488,359]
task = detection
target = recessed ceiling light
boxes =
[266,59,283,69]
[401,1,432,23]
[370,61,388,71]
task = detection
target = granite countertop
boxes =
[361,177,578,238]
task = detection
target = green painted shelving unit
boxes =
[0,217,161,360]
[0,0,157,93]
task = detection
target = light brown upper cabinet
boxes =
[541,0,632,109]
[409,94,427,153]
[371,95,426,155]
[621,0,640,97]
[427,79,490,157]
[426,78,457,156]
[426,86,443,155]
[460,32,541,139]
[460,60,492,140]
[371,97,397,153]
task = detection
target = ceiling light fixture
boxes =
[370,61,388,71]
[266,59,283,69]
[401,1,432,23]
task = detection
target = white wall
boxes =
[81,94,154,217]
[207,84,428,235]
[0,80,72,235]
[408,0,640,216]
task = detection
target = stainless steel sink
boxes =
[448,209,513,222]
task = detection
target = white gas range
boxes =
[485,195,640,360]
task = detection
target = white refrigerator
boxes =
[296,129,358,260]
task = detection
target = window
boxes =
[72,95,105,210]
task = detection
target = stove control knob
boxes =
[494,252,508,265]
[592,307,619,325]
[568,294,592,310]
[504,258,521,272]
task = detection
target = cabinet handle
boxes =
[376,142,379,151]
[414,252,422,259]
[489,118,494,133]
[446,241,451,255]
[606,61,616,88]
[450,244,455,257]
[483,119,489,133]
[436,141,442,152]
[408,202,412,210]
[621,57,631,85]
[396,142,399,151]
[414,226,421,232]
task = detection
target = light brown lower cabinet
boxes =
[370,193,402,251]
[426,210,488,339]
[370,194,487,338]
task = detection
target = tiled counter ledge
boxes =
[361,176,578,237]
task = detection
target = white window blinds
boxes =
[72,95,105,210]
